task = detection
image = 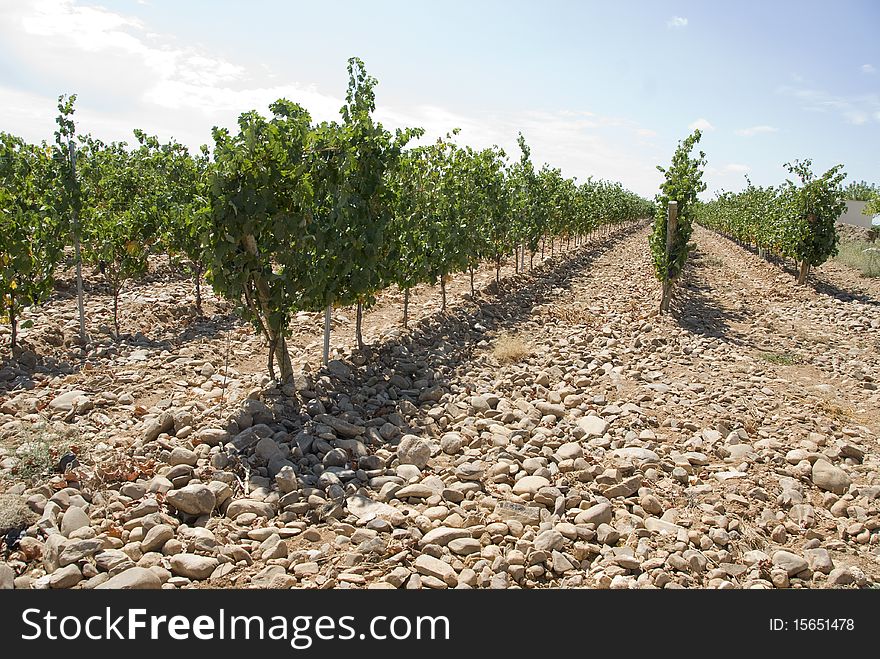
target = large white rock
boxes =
[166,484,216,516]
[60,507,91,537]
[49,390,88,412]
[96,567,161,590]
[397,435,432,469]
[811,459,851,495]
[169,554,219,580]
[577,415,608,437]
[512,475,551,496]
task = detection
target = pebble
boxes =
[60,507,91,537]
[512,475,551,496]
[169,554,219,580]
[413,555,457,587]
[166,484,216,516]
[771,551,809,577]
[576,415,608,437]
[397,435,432,468]
[95,567,162,589]
[6,226,879,593]
[811,459,852,495]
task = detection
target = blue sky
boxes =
[0,0,877,197]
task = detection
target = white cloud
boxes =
[735,125,778,137]
[844,110,869,125]
[667,16,688,29]
[777,83,880,126]
[723,163,750,173]
[862,64,876,74]
[688,118,715,132]
[636,128,657,138]
[0,0,663,197]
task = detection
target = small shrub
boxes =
[833,241,880,278]
[759,352,802,366]
[5,416,76,483]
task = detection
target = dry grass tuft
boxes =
[815,400,853,423]
[540,299,596,325]
[0,493,37,531]
[492,332,532,364]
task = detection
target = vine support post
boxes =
[323,304,331,366]
[8,293,16,351]
[68,140,87,348]
[355,299,364,350]
[194,262,203,313]
[660,201,679,314]
[403,287,409,328]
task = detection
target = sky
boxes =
[0,0,877,199]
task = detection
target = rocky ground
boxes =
[0,223,878,590]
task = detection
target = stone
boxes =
[826,567,855,587]
[316,414,364,439]
[327,360,352,379]
[804,548,834,575]
[96,567,162,589]
[811,459,851,495]
[577,415,608,437]
[556,442,583,461]
[275,465,299,494]
[59,539,103,566]
[413,554,457,586]
[772,551,808,577]
[574,502,613,527]
[49,390,89,412]
[95,550,135,574]
[166,484,216,516]
[143,412,174,442]
[49,564,82,589]
[419,527,470,547]
[255,437,283,461]
[395,483,435,499]
[552,550,575,573]
[534,529,566,552]
[397,435,432,469]
[225,499,274,520]
[596,524,620,545]
[60,506,91,537]
[536,402,566,419]
[640,495,663,515]
[168,447,199,467]
[141,524,174,553]
[603,476,642,498]
[169,554,219,580]
[611,447,659,463]
[448,538,481,555]
[456,463,484,481]
[194,428,227,447]
[346,494,402,524]
[440,432,464,454]
[258,534,288,561]
[493,501,541,526]
[512,475,551,496]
